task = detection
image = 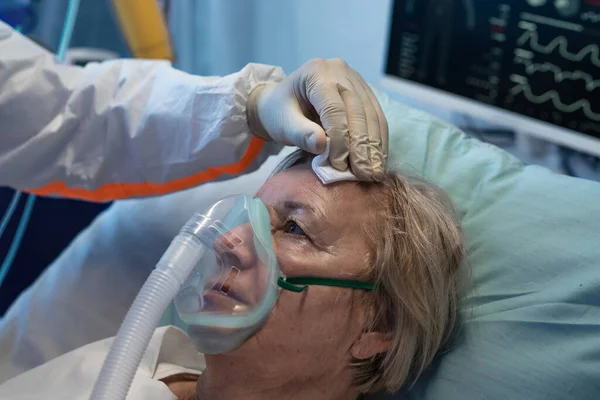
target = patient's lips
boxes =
[219,266,239,293]
[203,266,250,313]
[203,289,249,313]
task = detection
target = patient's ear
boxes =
[351,331,391,360]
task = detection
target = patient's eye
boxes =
[283,219,306,236]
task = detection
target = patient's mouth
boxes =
[219,268,238,294]
[202,267,247,311]
[202,289,249,313]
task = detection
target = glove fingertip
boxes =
[303,125,327,154]
[312,131,328,154]
[371,152,385,182]
[372,167,385,182]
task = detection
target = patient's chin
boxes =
[185,324,258,355]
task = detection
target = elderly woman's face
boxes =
[219,164,385,380]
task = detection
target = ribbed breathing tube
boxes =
[89,225,205,400]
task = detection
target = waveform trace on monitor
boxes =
[510,83,600,121]
[514,58,600,90]
[517,30,600,67]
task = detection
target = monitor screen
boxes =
[384,0,600,154]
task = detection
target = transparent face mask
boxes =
[174,195,280,354]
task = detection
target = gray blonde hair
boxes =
[272,150,466,394]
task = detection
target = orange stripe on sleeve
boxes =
[26,137,265,202]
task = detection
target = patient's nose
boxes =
[213,223,257,270]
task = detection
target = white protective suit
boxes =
[0,326,204,400]
[0,20,284,201]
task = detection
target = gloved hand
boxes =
[247,58,388,181]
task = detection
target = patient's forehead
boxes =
[257,165,376,221]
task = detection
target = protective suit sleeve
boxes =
[0,21,284,202]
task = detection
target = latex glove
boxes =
[247,58,388,181]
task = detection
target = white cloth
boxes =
[311,139,359,184]
[0,326,205,400]
[0,20,284,201]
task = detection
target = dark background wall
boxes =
[0,189,110,314]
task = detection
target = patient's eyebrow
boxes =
[281,200,326,221]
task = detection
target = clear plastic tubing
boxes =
[89,217,205,400]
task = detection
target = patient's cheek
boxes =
[273,239,318,276]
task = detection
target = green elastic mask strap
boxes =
[277,276,376,293]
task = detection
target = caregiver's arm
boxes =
[0,20,284,202]
[0,22,387,201]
